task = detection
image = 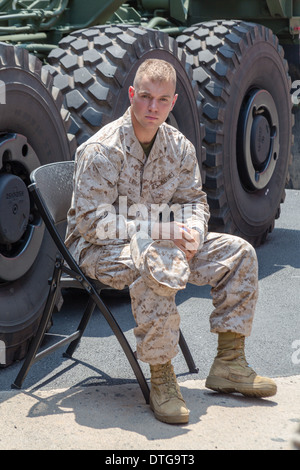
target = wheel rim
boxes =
[0,133,44,281]
[237,88,279,191]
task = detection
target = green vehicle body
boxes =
[1,1,300,48]
[0,1,299,367]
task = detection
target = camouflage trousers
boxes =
[79,232,258,365]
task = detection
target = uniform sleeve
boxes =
[73,144,147,244]
[170,139,210,249]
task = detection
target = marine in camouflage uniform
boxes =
[65,59,277,424]
[66,108,257,362]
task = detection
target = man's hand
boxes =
[152,221,200,261]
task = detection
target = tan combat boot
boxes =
[205,332,277,398]
[150,361,189,424]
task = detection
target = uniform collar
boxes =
[123,107,164,164]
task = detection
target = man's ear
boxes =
[129,86,135,103]
[170,93,178,111]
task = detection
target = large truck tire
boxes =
[46,25,205,168]
[177,21,293,246]
[0,43,74,366]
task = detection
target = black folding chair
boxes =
[12,161,198,403]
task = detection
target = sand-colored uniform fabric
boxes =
[65,108,258,365]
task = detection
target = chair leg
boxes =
[12,262,62,389]
[64,296,96,358]
[93,293,150,404]
[179,329,199,374]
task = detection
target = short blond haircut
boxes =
[133,59,176,92]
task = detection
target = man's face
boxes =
[129,75,177,142]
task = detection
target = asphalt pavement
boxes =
[0,189,299,451]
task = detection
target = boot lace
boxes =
[161,366,181,398]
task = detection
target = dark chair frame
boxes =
[12,161,198,403]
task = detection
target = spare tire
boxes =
[0,43,74,366]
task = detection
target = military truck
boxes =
[0,0,299,366]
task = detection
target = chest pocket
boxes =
[95,153,119,186]
[150,172,179,203]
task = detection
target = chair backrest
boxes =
[30,161,75,225]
